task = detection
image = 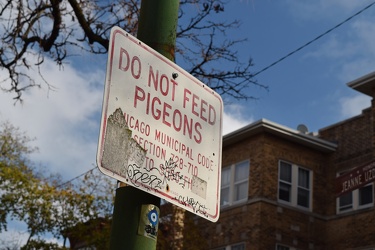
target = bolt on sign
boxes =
[97,26,223,222]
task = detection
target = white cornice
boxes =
[223,119,337,153]
[347,71,375,97]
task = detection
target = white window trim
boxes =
[336,171,374,214]
[276,244,296,250]
[278,160,313,211]
[221,160,250,208]
[215,242,246,250]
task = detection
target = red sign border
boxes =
[97,27,223,221]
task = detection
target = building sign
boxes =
[335,160,375,196]
[97,27,223,222]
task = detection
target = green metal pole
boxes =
[137,0,180,61]
[110,185,161,249]
[109,1,179,249]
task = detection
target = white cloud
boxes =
[0,54,256,181]
[304,35,359,60]
[0,220,30,249]
[333,19,375,82]
[0,229,26,249]
[351,19,375,56]
[285,0,374,21]
[0,221,65,248]
[339,94,371,118]
[299,6,375,84]
[0,57,104,179]
[223,104,254,135]
[339,59,375,83]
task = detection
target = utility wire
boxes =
[55,166,96,188]
[253,1,375,77]
[50,2,375,190]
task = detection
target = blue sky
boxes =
[1,0,374,181]
[224,0,374,132]
[1,0,375,244]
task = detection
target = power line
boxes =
[253,1,375,77]
[48,2,375,190]
[55,166,96,188]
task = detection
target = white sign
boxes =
[97,26,223,222]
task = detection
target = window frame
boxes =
[278,160,313,211]
[214,242,246,250]
[275,244,296,250]
[220,160,250,208]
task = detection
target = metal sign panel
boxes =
[335,160,375,196]
[97,26,223,222]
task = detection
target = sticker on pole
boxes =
[97,26,223,222]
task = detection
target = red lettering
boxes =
[183,88,191,108]
[208,105,216,125]
[192,94,199,116]
[148,66,158,90]
[160,74,169,96]
[183,115,192,139]
[119,48,142,79]
[173,109,182,131]
[162,102,172,127]
[151,97,161,120]
[124,112,151,136]
[148,66,177,101]
[194,122,202,144]
[134,119,140,130]
[183,88,216,126]
[119,48,130,71]
[200,99,208,122]
[131,56,141,79]
[135,87,203,143]
[146,92,150,115]
[134,86,145,108]
[198,153,213,170]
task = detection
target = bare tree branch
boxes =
[0,0,265,102]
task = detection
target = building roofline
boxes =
[223,119,337,153]
[347,71,375,97]
[319,107,371,132]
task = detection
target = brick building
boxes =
[195,72,375,250]
[66,72,375,249]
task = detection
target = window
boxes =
[278,161,312,210]
[337,172,373,213]
[215,243,245,250]
[276,244,296,250]
[221,160,250,207]
[231,243,245,250]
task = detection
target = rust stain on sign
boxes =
[101,108,146,176]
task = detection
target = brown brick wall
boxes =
[318,108,374,217]
[185,103,375,250]
[319,107,374,172]
[259,202,326,250]
[326,209,375,249]
[260,133,329,216]
[318,105,375,249]
[201,131,331,249]
[222,134,265,199]
[197,203,261,249]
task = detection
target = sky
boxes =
[229,0,375,130]
[1,0,375,245]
